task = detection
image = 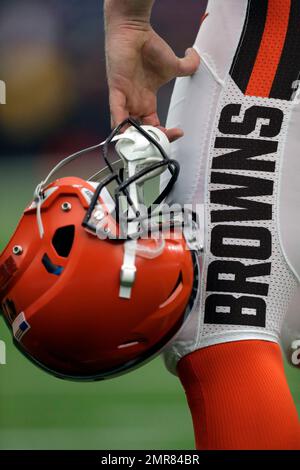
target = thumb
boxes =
[177,48,200,77]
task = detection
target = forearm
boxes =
[104,0,154,26]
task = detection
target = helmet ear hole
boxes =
[52,225,75,258]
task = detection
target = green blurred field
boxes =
[0,160,299,450]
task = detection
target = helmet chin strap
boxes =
[118,159,139,300]
[115,126,170,299]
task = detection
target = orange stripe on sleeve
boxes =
[245,0,291,98]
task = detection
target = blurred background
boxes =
[0,0,299,450]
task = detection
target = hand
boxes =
[105,21,200,141]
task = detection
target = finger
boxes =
[109,89,129,128]
[177,48,200,77]
[141,112,161,127]
[142,111,183,142]
[158,126,184,143]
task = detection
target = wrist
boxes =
[104,0,154,28]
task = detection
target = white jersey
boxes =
[163,0,300,374]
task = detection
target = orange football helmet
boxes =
[0,119,201,380]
